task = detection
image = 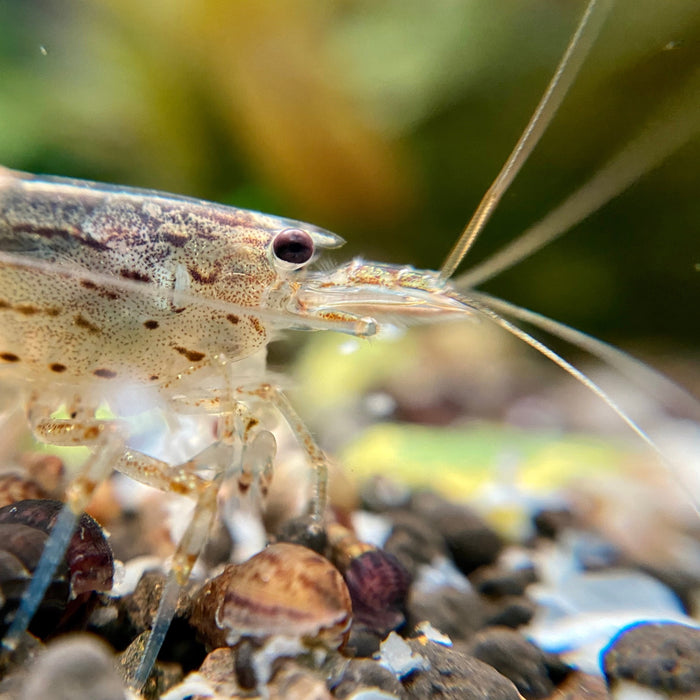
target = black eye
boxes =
[272,228,314,265]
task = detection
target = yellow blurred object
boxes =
[340,421,626,497]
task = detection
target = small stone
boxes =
[411,491,504,574]
[466,627,567,699]
[344,626,382,658]
[383,510,448,576]
[196,647,243,697]
[401,636,522,700]
[0,474,49,509]
[333,658,404,699]
[122,571,166,633]
[118,632,184,698]
[199,518,234,568]
[359,476,411,513]
[20,453,65,498]
[532,508,574,540]
[638,563,700,615]
[275,515,328,554]
[121,570,195,634]
[484,595,537,629]
[547,670,610,699]
[20,634,127,700]
[267,660,332,700]
[407,583,489,642]
[602,621,700,695]
[471,563,538,597]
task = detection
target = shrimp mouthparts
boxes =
[298,260,475,333]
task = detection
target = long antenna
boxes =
[459,290,700,513]
[455,67,700,289]
[466,289,700,420]
[439,0,612,282]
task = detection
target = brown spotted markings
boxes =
[0,167,345,404]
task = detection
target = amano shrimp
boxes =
[0,0,699,692]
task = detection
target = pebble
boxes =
[532,508,575,541]
[119,632,184,698]
[546,670,610,699]
[333,658,404,698]
[465,627,568,699]
[485,595,537,629]
[7,431,700,700]
[411,491,504,574]
[267,660,333,700]
[602,621,700,696]
[0,474,49,509]
[406,580,489,642]
[190,647,242,698]
[19,634,128,700]
[471,563,538,597]
[383,510,448,576]
[399,635,523,700]
[275,515,328,554]
[121,570,193,634]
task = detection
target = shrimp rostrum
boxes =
[0,0,699,691]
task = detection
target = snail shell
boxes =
[191,542,352,650]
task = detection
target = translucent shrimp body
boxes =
[0,0,697,691]
[0,168,474,402]
[0,166,476,689]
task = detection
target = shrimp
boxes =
[0,0,698,692]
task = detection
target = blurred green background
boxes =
[1,0,698,356]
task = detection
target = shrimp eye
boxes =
[272,228,314,266]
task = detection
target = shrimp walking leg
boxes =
[2,404,124,652]
[238,383,329,521]
[129,477,221,690]
[127,405,277,689]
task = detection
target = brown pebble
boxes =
[275,515,327,554]
[407,583,489,642]
[402,636,522,700]
[268,661,332,700]
[411,491,504,574]
[20,453,65,497]
[484,595,537,629]
[532,507,575,540]
[466,627,566,699]
[118,631,183,698]
[384,509,448,576]
[333,657,404,698]
[471,563,538,597]
[547,670,610,699]
[0,474,49,508]
[20,634,126,700]
[197,647,244,698]
[602,621,700,694]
